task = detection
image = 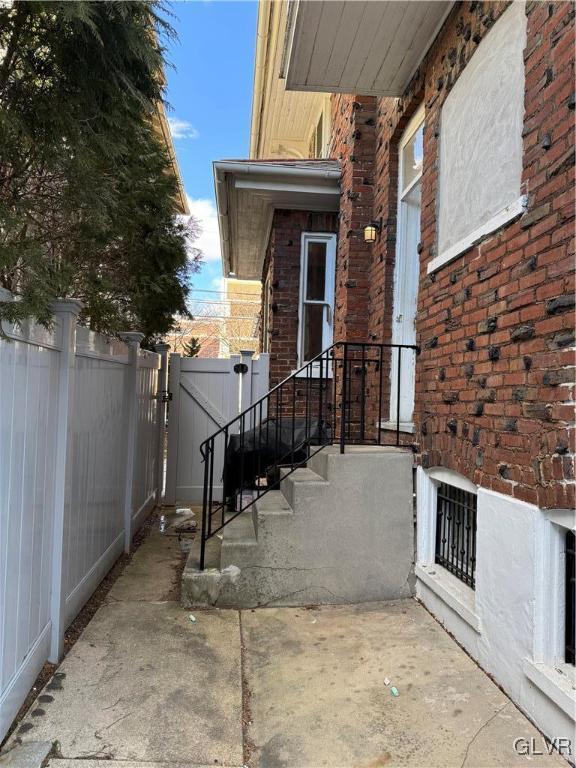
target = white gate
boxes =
[164,351,269,504]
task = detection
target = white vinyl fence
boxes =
[0,293,168,742]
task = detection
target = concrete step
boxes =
[307,444,409,482]
[280,466,329,508]
[221,508,257,545]
[254,489,292,513]
[182,446,415,609]
[220,510,258,572]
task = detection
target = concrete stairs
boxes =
[181,445,415,608]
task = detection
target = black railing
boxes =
[199,341,419,569]
[435,482,478,589]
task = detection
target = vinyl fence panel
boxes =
[0,293,165,743]
[63,328,131,626]
[131,351,160,532]
[0,316,61,743]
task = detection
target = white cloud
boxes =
[186,197,221,263]
[168,117,199,140]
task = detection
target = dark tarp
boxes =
[222,417,328,502]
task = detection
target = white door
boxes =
[390,105,424,428]
[164,352,269,504]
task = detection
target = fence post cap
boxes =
[119,331,145,346]
[154,342,170,353]
[51,298,84,316]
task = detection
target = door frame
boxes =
[388,103,425,431]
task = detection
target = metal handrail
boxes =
[198,340,419,569]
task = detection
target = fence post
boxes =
[120,332,145,554]
[239,350,253,427]
[253,353,270,420]
[49,298,83,663]
[154,343,170,505]
[164,353,181,506]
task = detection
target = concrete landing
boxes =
[6,510,244,768]
[47,763,235,768]
[242,601,567,768]
[3,508,567,768]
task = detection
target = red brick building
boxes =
[214,0,575,745]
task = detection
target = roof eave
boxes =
[213,159,341,280]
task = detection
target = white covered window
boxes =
[431,1,527,273]
[298,232,336,366]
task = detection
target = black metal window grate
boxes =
[565,529,575,665]
[435,482,477,589]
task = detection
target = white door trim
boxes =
[389,104,424,425]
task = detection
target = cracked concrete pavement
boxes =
[1,509,567,768]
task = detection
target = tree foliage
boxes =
[0,1,200,339]
[182,336,201,358]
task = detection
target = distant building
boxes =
[166,277,261,358]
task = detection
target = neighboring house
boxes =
[167,278,261,357]
[222,278,262,356]
[211,0,575,747]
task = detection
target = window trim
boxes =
[525,511,576,717]
[309,99,331,158]
[416,467,482,634]
[534,513,576,669]
[433,2,527,274]
[297,232,336,369]
[428,195,528,274]
[399,103,425,199]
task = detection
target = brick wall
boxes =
[329,95,377,344]
[261,209,338,388]
[332,0,575,507]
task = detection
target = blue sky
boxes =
[164,1,258,296]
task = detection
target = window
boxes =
[432,2,527,273]
[310,110,328,158]
[435,482,478,589]
[298,233,336,367]
[566,529,575,665]
[314,113,324,157]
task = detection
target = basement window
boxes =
[435,482,478,589]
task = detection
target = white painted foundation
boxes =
[416,466,575,755]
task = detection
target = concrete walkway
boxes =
[1,510,566,768]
